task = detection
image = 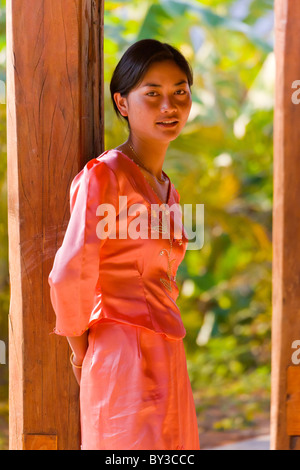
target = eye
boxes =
[146,91,159,97]
[175,90,187,95]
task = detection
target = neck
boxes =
[127,134,169,179]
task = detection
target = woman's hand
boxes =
[71,353,84,385]
[67,330,89,385]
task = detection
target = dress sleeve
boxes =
[173,185,181,203]
[48,159,119,337]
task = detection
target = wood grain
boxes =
[23,434,57,451]
[7,0,104,450]
[271,0,300,450]
[286,367,300,436]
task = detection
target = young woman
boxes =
[48,39,200,451]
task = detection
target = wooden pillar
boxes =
[271,0,300,450]
[7,0,104,450]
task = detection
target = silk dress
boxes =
[48,149,200,450]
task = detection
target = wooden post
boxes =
[7,0,104,450]
[271,0,300,450]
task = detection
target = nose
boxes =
[160,95,177,114]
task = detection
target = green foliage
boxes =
[0,0,274,447]
[104,0,274,434]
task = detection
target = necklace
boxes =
[126,143,169,204]
[127,142,167,184]
[118,144,177,293]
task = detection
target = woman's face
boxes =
[114,60,192,144]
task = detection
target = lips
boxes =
[156,119,179,128]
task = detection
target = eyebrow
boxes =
[142,80,188,88]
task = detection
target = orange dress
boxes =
[48,149,200,450]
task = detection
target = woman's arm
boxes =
[67,330,89,384]
[48,161,119,337]
[67,330,89,363]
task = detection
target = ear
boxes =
[113,92,129,118]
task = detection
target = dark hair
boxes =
[110,39,193,122]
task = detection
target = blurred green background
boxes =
[0,0,274,449]
[104,0,273,447]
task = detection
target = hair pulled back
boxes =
[110,39,193,122]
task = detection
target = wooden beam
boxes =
[7,0,104,450]
[271,0,300,450]
[286,366,300,437]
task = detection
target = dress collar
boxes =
[103,148,175,206]
[98,149,189,243]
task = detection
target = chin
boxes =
[154,127,183,142]
[160,131,182,143]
